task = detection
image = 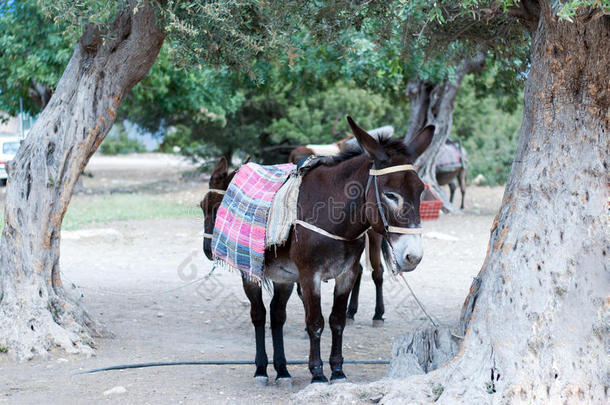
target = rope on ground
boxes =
[61,266,217,297]
[73,359,390,375]
[398,273,464,340]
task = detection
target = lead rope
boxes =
[397,273,439,328]
[369,164,459,336]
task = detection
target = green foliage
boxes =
[122,45,245,133]
[44,0,304,76]
[267,81,407,145]
[0,0,72,115]
[100,123,146,155]
[453,76,522,185]
[553,1,610,21]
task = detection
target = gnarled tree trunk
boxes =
[0,1,164,360]
[297,5,608,405]
[404,52,486,212]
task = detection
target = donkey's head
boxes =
[200,157,236,260]
[347,116,434,272]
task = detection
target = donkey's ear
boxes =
[210,157,228,188]
[406,125,435,160]
[347,116,388,162]
[227,169,237,185]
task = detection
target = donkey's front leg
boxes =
[270,282,294,384]
[241,277,268,384]
[329,268,357,382]
[300,273,327,383]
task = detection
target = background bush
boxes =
[452,76,522,185]
[101,123,146,155]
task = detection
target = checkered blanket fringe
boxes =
[211,162,295,284]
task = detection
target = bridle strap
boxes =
[387,226,422,235]
[371,163,422,238]
[369,164,415,176]
[294,220,369,241]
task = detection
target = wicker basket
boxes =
[420,184,442,221]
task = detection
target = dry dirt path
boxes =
[1,212,498,404]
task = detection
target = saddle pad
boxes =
[435,143,463,172]
[266,172,302,248]
[212,162,295,283]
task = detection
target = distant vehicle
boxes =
[0,134,22,185]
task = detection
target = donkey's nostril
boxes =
[406,254,421,265]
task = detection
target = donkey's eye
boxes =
[384,192,400,202]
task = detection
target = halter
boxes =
[367,163,423,237]
[203,189,227,239]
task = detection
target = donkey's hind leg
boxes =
[458,167,466,209]
[448,179,457,204]
[299,273,327,383]
[241,277,268,385]
[369,233,385,327]
[345,264,363,324]
[270,282,294,384]
[329,267,358,382]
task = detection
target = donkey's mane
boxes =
[320,134,408,167]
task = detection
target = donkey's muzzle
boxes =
[391,234,423,272]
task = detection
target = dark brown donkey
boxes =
[201,117,434,384]
[436,140,467,209]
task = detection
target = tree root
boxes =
[0,282,104,361]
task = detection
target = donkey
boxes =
[201,117,434,384]
[436,140,467,209]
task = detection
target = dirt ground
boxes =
[0,154,504,404]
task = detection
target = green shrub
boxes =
[101,123,146,155]
[453,76,522,185]
[267,81,408,145]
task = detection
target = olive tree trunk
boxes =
[0,1,164,360]
[404,52,485,212]
[297,5,608,404]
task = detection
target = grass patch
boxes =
[0,346,8,353]
[63,193,198,230]
[1,193,200,232]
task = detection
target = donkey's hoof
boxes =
[254,375,269,386]
[276,377,292,388]
[330,372,347,384]
[372,319,384,328]
[346,317,355,326]
[311,375,329,384]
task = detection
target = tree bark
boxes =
[404,52,485,212]
[433,11,608,402]
[0,0,164,360]
[297,5,608,405]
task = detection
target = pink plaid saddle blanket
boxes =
[211,162,296,283]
